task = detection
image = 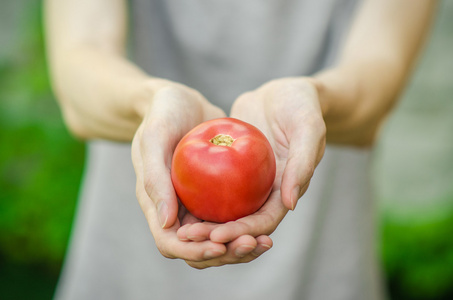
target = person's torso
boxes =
[128,0,359,112]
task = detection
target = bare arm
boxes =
[315,0,438,146]
[45,0,150,140]
[45,0,275,268]
[178,0,439,267]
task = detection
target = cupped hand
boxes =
[132,79,273,268]
[132,80,229,262]
[178,77,326,247]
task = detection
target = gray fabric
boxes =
[129,0,358,113]
[55,1,386,299]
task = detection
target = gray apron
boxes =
[55,1,385,299]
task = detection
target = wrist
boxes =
[303,76,333,119]
[129,78,160,120]
[313,68,361,123]
[312,67,378,147]
[130,78,187,120]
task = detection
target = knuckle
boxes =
[301,162,316,182]
[158,84,203,103]
[305,114,326,135]
[141,118,167,141]
[235,220,253,235]
[186,261,209,270]
[158,85,185,97]
[135,184,144,203]
[143,178,155,195]
[155,242,174,260]
[231,92,255,112]
[316,118,327,137]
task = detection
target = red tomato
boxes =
[171,117,276,223]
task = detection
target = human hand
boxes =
[232,77,326,210]
[177,78,326,265]
[132,80,233,263]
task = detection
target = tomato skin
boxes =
[171,118,276,223]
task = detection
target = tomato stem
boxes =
[210,134,235,147]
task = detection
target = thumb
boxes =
[132,124,179,229]
[280,127,325,211]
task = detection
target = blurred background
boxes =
[0,1,452,299]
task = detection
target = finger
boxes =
[251,235,273,257]
[136,177,227,261]
[280,118,326,210]
[156,234,227,262]
[177,221,219,242]
[136,87,210,228]
[155,230,227,262]
[209,190,288,244]
[185,235,256,269]
[132,126,179,229]
[176,222,214,242]
[177,209,203,241]
[229,235,257,258]
[140,129,179,228]
[185,235,273,269]
[138,86,227,228]
[180,209,202,227]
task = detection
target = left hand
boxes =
[177,77,326,266]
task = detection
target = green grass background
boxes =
[1,1,452,299]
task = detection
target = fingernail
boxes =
[187,235,204,242]
[234,245,256,258]
[157,201,168,228]
[251,243,272,257]
[291,186,301,210]
[203,249,225,260]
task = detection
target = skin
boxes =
[45,0,438,269]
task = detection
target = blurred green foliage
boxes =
[0,2,84,298]
[0,1,452,300]
[381,206,453,300]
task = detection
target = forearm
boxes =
[45,0,157,141]
[48,46,152,141]
[313,0,438,146]
[313,60,406,146]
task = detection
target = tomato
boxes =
[171,117,276,223]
